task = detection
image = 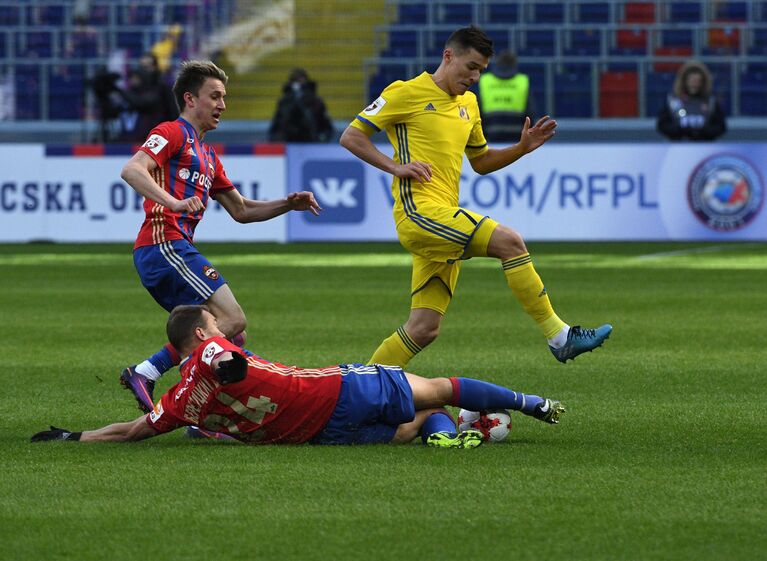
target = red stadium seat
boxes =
[599,71,638,117]
[653,46,693,72]
[624,2,655,22]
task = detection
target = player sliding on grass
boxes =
[340,26,611,367]
[32,305,565,449]
[119,60,321,413]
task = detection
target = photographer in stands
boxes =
[269,68,333,143]
[657,60,727,142]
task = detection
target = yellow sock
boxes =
[502,254,566,339]
[368,326,422,367]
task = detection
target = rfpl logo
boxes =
[302,160,365,223]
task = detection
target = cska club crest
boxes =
[203,265,219,280]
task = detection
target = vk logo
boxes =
[302,160,365,223]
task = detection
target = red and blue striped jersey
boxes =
[147,337,342,444]
[133,118,235,249]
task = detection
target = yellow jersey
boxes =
[350,72,489,224]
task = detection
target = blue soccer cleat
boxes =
[549,324,613,363]
[119,365,155,413]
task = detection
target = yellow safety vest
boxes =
[479,73,529,113]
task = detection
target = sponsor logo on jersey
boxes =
[149,402,164,422]
[142,134,169,154]
[301,160,365,223]
[687,154,764,232]
[178,168,190,180]
[187,148,196,156]
[424,103,436,111]
[458,106,469,121]
[363,96,387,116]
[203,265,219,280]
[202,341,225,365]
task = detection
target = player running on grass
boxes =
[32,305,565,449]
[340,26,611,368]
[119,60,321,413]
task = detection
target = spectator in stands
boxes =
[478,51,533,142]
[118,56,179,142]
[151,24,184,76]
[269,68,334,143]
[657,60,726,141]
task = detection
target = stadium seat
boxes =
[599,71,638,117]
[426,28,453,57]
[707,62,733,115]
[0,31,6,59]
[518,29,557,57]
[668,2,702,23]
[385,29,419,58]
[565,28,602,55]
[14,65,41,120]
[616,28,648,51]
[708,27,741,53]
[577,2,610,23]
[18,31,55,58]
[0,5,20,26]
[48,65,84,120]
[714,1,747,21]
[533,3,565,23]
[644,71,676,116]
[369,63,410,99]
[740,65,767,115]
[120,4,155,25]
[554,64,594,117]
[398,3,428,24]
[435,3,474,25]
[653,46,692,72]
[660,29,694,48]
[749,28,767,54]
[623,2,655,22]
[484,28,511,53]
[486,2,518,24]
[31,4,66,25]
[518,63,547,101]
[115,30,146,56]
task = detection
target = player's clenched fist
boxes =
[287,191,322,216]
[170,196,205,213]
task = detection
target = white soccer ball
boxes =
[457,409,512,442]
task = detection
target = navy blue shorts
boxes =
[311,364,416,445]
[133,240,227,312]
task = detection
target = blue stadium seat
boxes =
[14,65,41,120]
[31,4,66,25]
[668,2,702,22]
[533,3,565,23]
[518,29,557,57]
[565,29,602,55]
[554,64,593,117]
[48,66,85,120]
[120,5,155,25]
[165,3,198,24]
[369,63,410,99]
[577,2,610,23]
[707,63,733,115]
[436,3,474,24]
[660,29,693,47]
[0,5,20,26]
[426,28,453,57]
[644,71,675,116]
[68,30,100,58]
[486,3,519,23]
[85,4,110,25]
[740,64,767,115]
[714,1,747,21]
[484,28,511,53]
[749,28,767,54]
[384,29,419,57]
[0,31,6,59]
[18,31,54,58]
[116,31,146,56]
[398,3,428,24]
[518,63,547,100]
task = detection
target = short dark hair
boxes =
[166,304,210,353]
[172,60,228,112]
[445,26,494,58]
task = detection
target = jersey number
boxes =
[202,393,278,441]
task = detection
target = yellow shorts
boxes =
[397,206,499,314]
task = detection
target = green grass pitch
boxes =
[1,241,765,561]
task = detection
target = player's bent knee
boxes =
[406,321,440,347]
[489,225,528,260]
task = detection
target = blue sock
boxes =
[420,411,456,443]
[147,345,179,375]
[450,377,545,415]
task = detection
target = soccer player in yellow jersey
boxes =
[340,26,612,367]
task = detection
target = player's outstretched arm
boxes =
[121,151,204,214]
[31,415,159,443]
[469,116,557,176]
[214,189,321,223]
[340,126,432,183]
